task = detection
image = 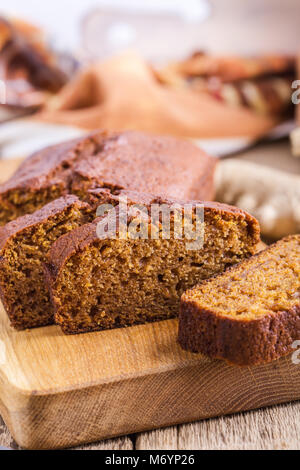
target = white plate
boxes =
[0,120,84,159]
[0,118,295,159]
[192,120,296,157]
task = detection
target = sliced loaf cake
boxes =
[0,195,91,329]
[179,235,300,365]
[0,130,216,225]
[46,191,260,334]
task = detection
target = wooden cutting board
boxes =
[0,157,300,450]
[1,304,300,450]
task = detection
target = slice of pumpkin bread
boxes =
[46,191,260,334]
[179,235,300,366]
[0,195,91,329]
[0,130,217,225]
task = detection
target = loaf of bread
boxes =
[179,235,300,366]
[0,130,217,225]
[45,190,260,334]
[0,195,90,329]
[160,53,295,117]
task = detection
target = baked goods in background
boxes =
[0,19,294,138]
[45,190,260,334]
[0,130,216,226]
[159,52,295,118]
[163,53,295,83]
[36,52,284,139]
[215,160,300,240]
[179,235,300,366]
[0,16,67,113]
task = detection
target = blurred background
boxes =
[3,0,300,58]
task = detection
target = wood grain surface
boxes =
[0,414,134,450]
[2,403,300,450]
[136,401,300,450]
[1,298,300,450]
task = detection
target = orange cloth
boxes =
[36,52,278,138]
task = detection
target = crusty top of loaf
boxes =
[88,188,258,217]
[47,190,260,279]
[0,195,88,251]
[0,130,217,200]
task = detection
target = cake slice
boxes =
[179,235,300,366]
[46,191,260,334]
[0,195,91,329]
[0,130,216,225]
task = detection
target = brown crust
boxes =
[179,235,300,366]
[0,133,101,193]
[0,194,84,251]
[179,301,300,366]
[0,130,217,218]
[46,192,260,284]
[87,187,259,216]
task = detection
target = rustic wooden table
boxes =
[0,138,299,450]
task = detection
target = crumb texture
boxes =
[0,196,89,329]
[179,235,300,365]
[47,198,260,334]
